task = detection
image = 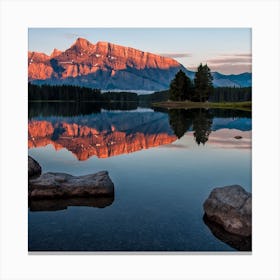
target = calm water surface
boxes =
[28,103,251,251]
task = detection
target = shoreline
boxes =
[152,101,252,111]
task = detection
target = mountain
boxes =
[211,72,252,87]
[28,38,251,91]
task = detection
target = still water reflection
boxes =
[28,102,251,251]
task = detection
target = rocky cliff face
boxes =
[28,38,186,91]
[28,37,252,91]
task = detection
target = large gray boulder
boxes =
[203,185,251,237]
[29,171,114,199]
[28,156,42,177]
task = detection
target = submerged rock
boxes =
[29,171,114,199]
[203,185,251,237]
[28,156,42,177]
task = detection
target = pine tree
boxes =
[193,64,213,102]
[169,70,192,101]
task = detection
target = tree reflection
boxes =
[192,108,213,145]
[168,108,213,145]
[168,109,192,138]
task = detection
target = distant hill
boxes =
[28,38,252,91]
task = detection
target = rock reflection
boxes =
[203,214,252,251]
[29,196,114,211]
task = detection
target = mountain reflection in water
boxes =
[28,102,251,160]
[28,102,252,252]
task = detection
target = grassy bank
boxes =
[152,101,252,111]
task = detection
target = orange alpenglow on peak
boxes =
[28,37,186,90]
[72,37,93,49]
[50,48,62,58]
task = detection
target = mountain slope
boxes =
[212,72,252,87]
[28,38,251,91]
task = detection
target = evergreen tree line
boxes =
[138,90,169,104]
[28,83,103,101]
[28,83,138,102]
[168,64,252,102]
[169,64,214,102]
[208,87,251,102]
[139,87,251,104]
[29,75,251,104]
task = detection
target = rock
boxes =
[203,185,251,237]
[50,48,62,58]
[28,171,114,199]
[29,196,114,211]
[203,214,251,251]
[234,135,242,139]
[28,156,42,177]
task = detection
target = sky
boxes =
[29,28,251,75]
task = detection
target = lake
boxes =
[28,102,252,252]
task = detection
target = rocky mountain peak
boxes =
[72,37,93,49]
[28,38,252,90]
[50,48,62,58]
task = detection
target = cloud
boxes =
[159,53,192,58]
[186,129,252,150]
[220,53,251,58]
[195,53,252,74]
[163,129,251,150]
[207,56,251,65]
[206,129,252,150]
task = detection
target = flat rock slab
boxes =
[203,185,251,237]
[28,156,42,177]
[29,171,114,199]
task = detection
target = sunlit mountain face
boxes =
[28,38,251,91]
[28,105,251,161]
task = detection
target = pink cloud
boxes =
[201,129,251,149]
[188,53,252,74]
